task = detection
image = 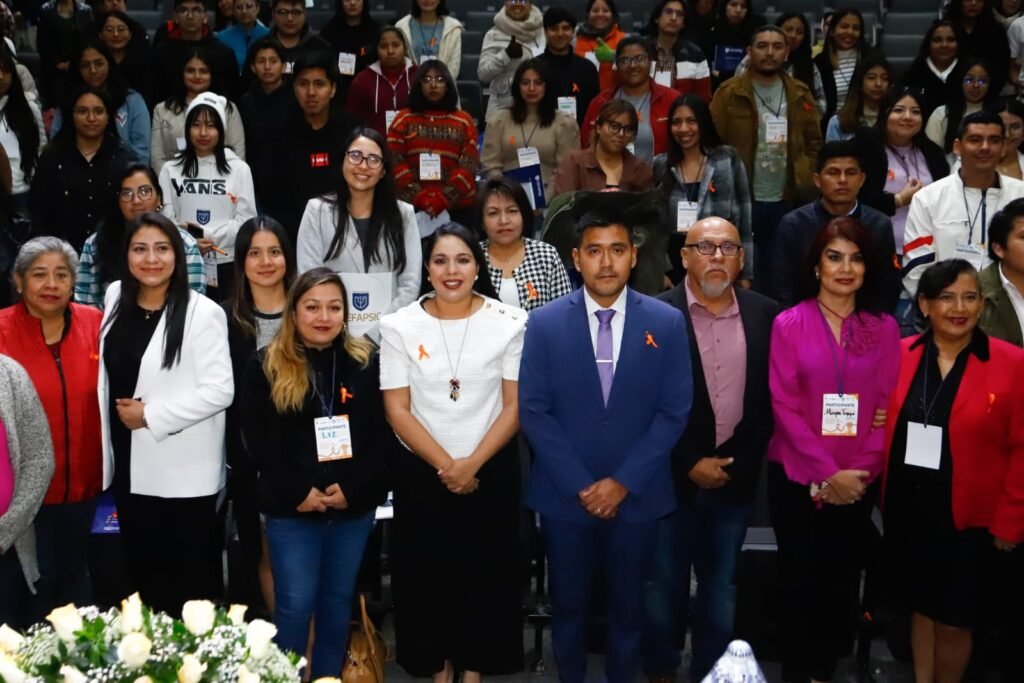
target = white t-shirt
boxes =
[498,278,521,307]
[379,295,527,459]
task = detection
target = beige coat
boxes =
[481,108,580,201]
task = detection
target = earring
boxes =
[814,270,820,280]
[474,275,479,281]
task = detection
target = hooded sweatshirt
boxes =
[158,148,257,264]
[479,6,546,118]
[344,58,417,136]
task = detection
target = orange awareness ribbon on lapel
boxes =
[418,345,430,360]
[526,281,539,300]
[645,331,658,348]
[340,387,354,403]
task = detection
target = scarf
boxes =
[493,6,544,43]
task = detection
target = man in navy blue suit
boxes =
[519,212,693,683]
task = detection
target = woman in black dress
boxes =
[884,259,1024,682]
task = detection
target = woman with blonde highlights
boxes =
[241,267,391,679]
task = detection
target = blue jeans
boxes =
[643,493,752,680]
[32,498,98,618]
[265,512,375,679]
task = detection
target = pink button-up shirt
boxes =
[685,279,747,447]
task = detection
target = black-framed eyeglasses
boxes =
[119,186,155,202]
[274,7,304,17]
[345,150,384,169]
[683,241,742,256]
[600,119,638,137]
[615,55,649,68]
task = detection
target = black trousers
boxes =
[114,490,223,617]
[0,546,30,628]
[767,463,872,682]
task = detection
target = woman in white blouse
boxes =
[380,222,525,683]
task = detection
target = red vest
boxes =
[0,303,103,504]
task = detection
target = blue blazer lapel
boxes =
[607,289,643,410]
[569,289,607,410]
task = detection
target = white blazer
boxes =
[98,282,234,497]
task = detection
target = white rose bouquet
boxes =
[0,595,305,682]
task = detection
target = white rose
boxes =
[236,664,260,683]
[0,652,26,683]
[60,664,88,683]
[245,619,277,659]
[118,632,152,669]
[181,600,216,636]
[177,654,206,683]
[227,604,248,626]
[134,677,154,683]
[0,624,25,653]
[120,593,145,634]
[46,604,83,643]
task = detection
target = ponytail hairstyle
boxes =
[263,267,373,413]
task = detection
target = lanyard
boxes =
[920,343,953,425]
[311,352,337,417]
[886,145,921,180]
[520,121,540,147]
[416,19,440,55]
[817,305,849,396]
[752,86,783,118]
[679,156,705,202]
[962,184,987,245]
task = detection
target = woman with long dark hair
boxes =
[381,222,524,681]
[159,93,256,300]
[946,0,1010,94]
[395,0,465,78]
[826,54,891,141]
[767,217,900,683]
[481,57,579,202]
[49,38,149,161]
[0,44,45,213]
[389,60,478,221]
[151,46,245,173]
[900,20,963,120]
[77,163,207,308]
[654,93,752,284]
[814,8,880,126]
[29,85,138,252]
[706,0,762,87]
[98,211,234,616]
[345,26,418,136]
[925,58,997,160]
[297,127,420,341]
[223,216,296,612]
[318,0,381,100]
[96,10,150,99]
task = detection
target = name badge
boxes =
[677,201,699,232]
[584,51,598,68]
[654,70,672,88]
[905,422,942,470]
[821,393,858,437]
[626,142,636,155]
[284,61,294,74]
[175,136,186,151]
[517,146,541,167]
[203,251,218,288]
[557,96,577,118]
[765,115,787,144]
[385,110,398,131]
[315,415,354,462]
[419,153,442,181]
[954,241,986,269]
[337,52,357,76]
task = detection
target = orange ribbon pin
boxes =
[526,281,539,300]
[645,331,658,348]
[708,180,716,193]
[418,344,430,360]
[572,82,580,93]
[988,392,996,413]
[340,387,354,403]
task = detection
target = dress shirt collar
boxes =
[684,277,739,318]
[583,285,628,319]
[927,57,957,81]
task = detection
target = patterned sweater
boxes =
[388,108,479,213]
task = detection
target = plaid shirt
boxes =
[482,238,572,311]
[75,227,207,308]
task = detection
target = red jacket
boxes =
[0,303,103,504]
[883,334,1024,543]
[580,82,682,157]
[344,60,417,137]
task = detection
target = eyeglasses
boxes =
[615,55,650,68]
[345,149,384,169]
[683,241,742,256]
[274,8,304,17]
[934,292,981,305]
[422,75,447,85]
[177,7,205,16]
[119,186,155,202]
[600,119,638,137]
[102,24,129,34]
[963,76,989,86]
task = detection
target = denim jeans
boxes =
[643,492,752,680]
[31,498,98,620]
[265,512,375,679]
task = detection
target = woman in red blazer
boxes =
[883,259,1024,683]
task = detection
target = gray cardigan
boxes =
[0,354,54,593]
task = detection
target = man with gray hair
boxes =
[645,217,778,681]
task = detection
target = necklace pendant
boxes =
[449,378,460,402]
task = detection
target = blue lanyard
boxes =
[817,305,849,396]
[962,185,987,245]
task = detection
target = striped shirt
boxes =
[75,227,207,308]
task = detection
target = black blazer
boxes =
[657,284,778,504]
[854,126,949,217]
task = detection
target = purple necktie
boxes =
[595,309,615,406]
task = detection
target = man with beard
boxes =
[773,141,898,311]
[644,217,778,682]
[710,25,821,290]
